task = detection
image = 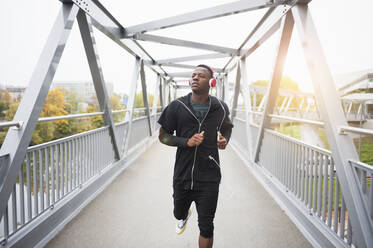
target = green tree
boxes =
[0,90,12,118]
[251,76,300,109]
[134,92,155,108]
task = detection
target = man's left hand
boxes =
[217,132,227,150]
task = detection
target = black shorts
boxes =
[173,187,219,238]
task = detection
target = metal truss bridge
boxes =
[0,0,372,247]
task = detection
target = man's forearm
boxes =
[159,127,189,147]
[220,116,233,143]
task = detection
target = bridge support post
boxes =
[77,10,121,160]
[0,3,79,220]
[231,62,241,120]
[173,84,177,101]
[159,77,164,110]
[253,12,294,163]
[139,59,153,137]
[151,74,161,135]
[240,58,254,160]
[292,4,373,247]
[123,58,141,156]
[223,74,228,103]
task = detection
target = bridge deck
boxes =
[46,142,311,248]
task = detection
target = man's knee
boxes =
[198,218,214,238]
[174,207,189,220]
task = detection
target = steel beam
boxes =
[161,72,193,78]
[139,60,153,136]
[123,0,279,36]
[159,77,164,110]
[131,34,239,55]
[158,63,223,72]
[292,5,373,247]
[152,75,161,133]
[231,63,241,120]
[224,5,287,70]
[240,59,254,160]
[123,58,141,155]
[61,1,169,84]
[157,53,232,64]
[61,0,124,37]
[241,19,281,59]
[279,96,289,112]
[0,3,79,219]
[77,11,121,160]
[253,12,294,162]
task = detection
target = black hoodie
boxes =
[157,93,233,191]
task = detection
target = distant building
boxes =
[51,81,114,102]
[334,69,373,121]
[121,95,128,106]
[5,86,26,100]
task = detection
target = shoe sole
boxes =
[176,207,192,235]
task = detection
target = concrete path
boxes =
[47,142,312,248]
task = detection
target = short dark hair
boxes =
[196,64,213,78]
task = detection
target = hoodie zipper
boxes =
[208,155,220,168]
[176,98,211,190]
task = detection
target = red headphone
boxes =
[189,65,216,87]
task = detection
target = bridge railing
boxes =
[230,109,373,247]
[259,129,354,246]
[0,109,161,246]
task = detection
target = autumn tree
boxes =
[3,88,70,145]
[110,94,125,122]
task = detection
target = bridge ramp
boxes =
[47,142,311,248]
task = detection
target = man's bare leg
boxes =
[199,235,213,248]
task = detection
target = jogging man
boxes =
[157,65,233,248]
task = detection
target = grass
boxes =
[318,129,373,166]
[353,136,373,165]
[274,124,301,139]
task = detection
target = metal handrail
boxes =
[264,128,331,155]
[0,121,23,129]
[0,109,150,128]
[268,114,324,126]
[27,125,110,152]
[38,112,105,123]
[349,160,373,173]
[339,125,373,136]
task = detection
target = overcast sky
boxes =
[0,0,372,95]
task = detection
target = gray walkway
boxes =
[47,142,312,248]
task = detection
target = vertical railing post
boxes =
[139,59,152,137]
[292,4,373,247]
[77,11,120,160]
[253,12,294,163]
[0,3,79,218]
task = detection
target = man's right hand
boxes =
[187,131,205,147]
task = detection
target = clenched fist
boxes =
[187,131,205,147]
[217,132,227,150]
